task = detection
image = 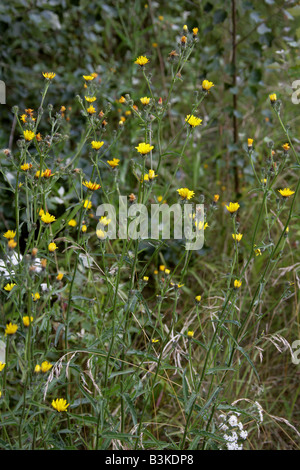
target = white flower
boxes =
[228,414,238,427]
[240,430,248,440]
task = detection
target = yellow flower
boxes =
[225,202,240,213]
[52,398,70,412]
[34,365,41,373]
[87,105,96,114]
[177,188,195,200]
[23,130,35,141]
[20,163,32,171]
[140,96,150,105]
[148,169,157,180]
[83,199,92,209]
[194,220,208,230]
[192,27,199,36]
[232,233,243,242]
[119,96,126,104]
[185,114,202,127]
[255,248,262,256]
[48,242,57,252]
[68,219,77,227]
[7,239,17,250]
[269,93,277,102]
[187,330,194,338]
[248,138,254,147]
[42,72,56,80]
[107,158,120,168]
[41,212,56,224]
[83,75,95,81]
[5,322,18,336]
[96,229,106,240]
[151,338,159,343]
[32,292,40,302]
[3,230,16,240]
[23,316,34,327]
[83,180,101,191]
[135,142,154,155]
[4,283,16,292]
[143,276,149,282]
[81,224,87,233]
[56,272,64,281]
[195,295,201,303]
[159,265,165,272]
[213,194,220,203]
[165,269,171,275]
[85,96,96,102]
[134,55,150,66]
[278,188,295,198]
[0,362,5,372]
[91,141,104,150]
[282,143,290,151]
[234,279,242,289]
[41,361,52,373]
[202,80,214,91]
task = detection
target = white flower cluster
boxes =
[219,412,248,450]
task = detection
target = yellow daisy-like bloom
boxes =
[23,316,34,327]
[56,272,64,281]
[192,27,199,36]
[225,202,240,213]
[42,72,56,80]
[82,180,101,191]
[87,105,96,114]
[8,239,17,250]
[282,143,290,151]
[213,194,220,203]
[32,292,40,302]
[83,199,92,210]
[187,330,194,338]
[91,141,104,150]
[41,212,56,224]
[255,248,262,256]
[234,279,242,289]
[185,114,202,127]
[165,269,171,275]
[0,362,5,372]
[135,142,154,155]
[177,188,195,200]
[99,216,111,226]
[83,75,95,81]
[85,96,96,103]
[107,158,120,168]
[5,322,18,336]
[81,224,87,233]
[3,230,16,239]
[152,338,159,343]
[269,93,277,102]
[41,361,52,373]
[96,229,106,240]
[134,55,150,66]
[68,219,77,227]
[147,169,157,180]
[140,96,150,105]
[248,138,254,147]
[34,365,41,373]
[195,220,209,230]
[52,398,70,412]
[278,188,295,197]
[48,242,57,252]
[20,163,32,171]
[119,96,126,104]
[23,130,35,141]
[20,114,27,123]
[195,295,201,303]
[143,276,149,282]
[202,80,214,91]
[232,233,243,242]
[4,283,16,292]
[159,265,165,272]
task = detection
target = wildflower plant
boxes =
[0,6,299,452]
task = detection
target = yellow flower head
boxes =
[83,75,95,81]
[3,230,16,240]
[192,27,199,36]
[4,283,16,292]
[23,316,34,327]
[143,276,149,282]
[87,105,96,114]
[7,239,17,250]
[177,188,195,200]
[140,96,150,105]
[96,229,106,240]
[185,114,202,127]
[5,322,18,336]
[48,242,57,252]
[56,272,64,281]
[42,72,56,80]
[213,194,220,203]
[278,188,295,198]
[81,224,87,233]
[225,202,240,213]
[282,143,290,151]
[99,216,111,226]
[85,96,96,103]
[232,233,243,242]
[135,142,154,155]
[52,398,70,412]
[41,361,52,373]
[68,219,77,227]
[91,141,104,150]
[83,180,101,191]
[34,364,41,373]
[195,295,201,303]
[0,362,5,372]
[23,130,35,141]
[248,138,254,147]
[134,55,150,66]
[187,330,194,338]
[83,199,92,210]
[32,292,40,302]
[159,265,165,272]
[107,158,120,168]
[148,169,157,180]
[234,279,242,289]
[202,80,214,91]
[20,163,32,171]
[41,212,56,224]
[119,96,126,104]
[269,93,277,102]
